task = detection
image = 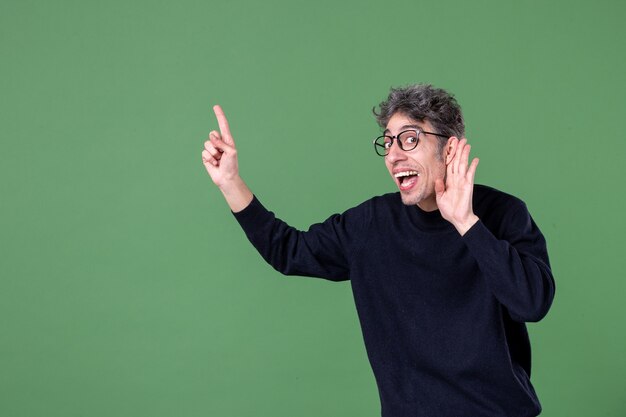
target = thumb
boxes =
[435,178,445,198]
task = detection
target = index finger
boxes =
[213,105,232,138]
[453,138,467,174]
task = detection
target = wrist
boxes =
[454,214,479,236]
[217,175,245,194]
[218,176,253,213]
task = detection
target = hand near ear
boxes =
[435,137,480,236]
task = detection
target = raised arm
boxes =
[202,105,253,212]
[200,105,362,281]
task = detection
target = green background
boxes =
[1,0,625,416]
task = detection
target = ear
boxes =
[445,137,458,164]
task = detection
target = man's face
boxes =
[384,112,449,211]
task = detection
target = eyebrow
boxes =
[383,124,423,135]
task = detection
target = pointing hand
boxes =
[202,105,240,189]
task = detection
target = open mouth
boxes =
[394,170,419,191]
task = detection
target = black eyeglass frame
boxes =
[373,129,449,156]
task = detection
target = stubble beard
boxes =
[399,184,431,207]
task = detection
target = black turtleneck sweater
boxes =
[232,184,555,417]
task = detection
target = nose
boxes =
[386,139,407,163]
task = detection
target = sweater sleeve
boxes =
[232,196,365,281]
[462,202,555,322]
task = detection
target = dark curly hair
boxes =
[373,84,465,157]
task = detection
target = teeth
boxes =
[394,170,419,178]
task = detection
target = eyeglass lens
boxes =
[376,130,420,155]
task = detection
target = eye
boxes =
[399,131,419,147]
[383,138,393,149]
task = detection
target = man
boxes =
[201,84,555,417]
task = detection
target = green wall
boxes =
[1,0,624,416]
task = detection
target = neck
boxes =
[417,197,438,212]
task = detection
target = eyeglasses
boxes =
[373,129,449,156]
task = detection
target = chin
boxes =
[399,192,421,206]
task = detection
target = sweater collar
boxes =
[399,195,454,232]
